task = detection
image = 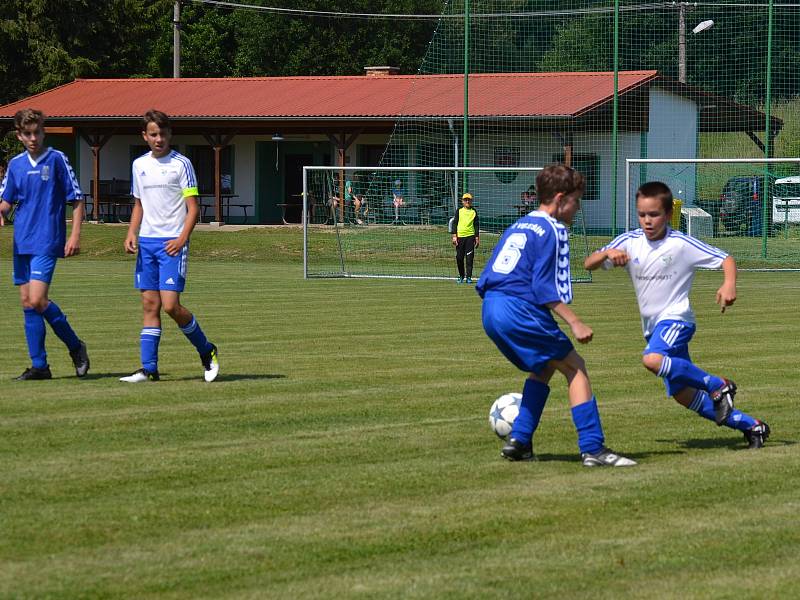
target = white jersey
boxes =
[131,150,198,238]
[602,228,727,337]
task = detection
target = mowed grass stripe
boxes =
[0,229,798,598]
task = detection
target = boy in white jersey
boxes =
[0,109,90,380]
[585,181,769,449]
[120,110,219,383]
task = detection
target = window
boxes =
[185,145,234,194]
[552,153,599,202]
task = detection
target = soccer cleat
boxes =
[501,438,535,462]
[581,447,637,467]
[457,277,464,284]
[200,344,219,382]
[15,366,52,381]
[466,277,474,284]
[119,368,160,383]
[744,420,770,449]
[710,378,737,426]
[69,340,90,377]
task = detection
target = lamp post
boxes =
[678,1,714,84]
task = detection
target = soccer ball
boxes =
[489,393,521,440]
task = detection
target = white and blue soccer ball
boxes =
[489,393,521,440]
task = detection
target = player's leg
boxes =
[161,291,219,382]
[121,242,162,382]
[502,367,555,460]
[644,321,734,425]
[551,350,636,467]
[455,238,466,282]
[674,387,770,448]
[464,236,475,283]
[25,256,90,377]
[15,256,51,379]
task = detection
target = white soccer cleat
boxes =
[581,447,637,467]
[120,368,159,383]
[201,344,219,382]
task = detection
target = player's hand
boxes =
[452,235,457,246]
[475,237,480,248]
[0,213,4,227]
[570,321,594,344]
[716,283,737,313]
[606,248,629,266]
[64,237,80,257]
[124,235,138,254]
[164,238,185,256]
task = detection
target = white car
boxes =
[773,176,800,226]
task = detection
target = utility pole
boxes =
[173,1,181,78]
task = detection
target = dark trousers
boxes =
[456,235,476,278]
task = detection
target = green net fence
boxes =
[358,0,800,272]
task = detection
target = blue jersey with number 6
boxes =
[476,210,572,306]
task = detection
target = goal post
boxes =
[626,158,800,270]
[302,166,592,282]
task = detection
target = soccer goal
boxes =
[626,158,800,270]
[302,166,592,282]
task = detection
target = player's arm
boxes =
[474,212,480,247]
[584,247,629,271]
[451,210,459,245]
[0,200,10,227]
[124,198,144,253]
[164,195,199,256]
[547,301,593,344]
[716,255,737,312]
[65,199,84,256]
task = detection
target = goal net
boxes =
[626,158,800,270]
[303,166,592,281]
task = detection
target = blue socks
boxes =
[687,389,758,431]
[179,315,213,356]
[23,308,48,369]
[658,355,724,393]
[141,327,162,373]
[41,301,81,352]
[571,398,605,454]
[509,379,550,443]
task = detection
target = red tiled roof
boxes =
[0,71,658,120]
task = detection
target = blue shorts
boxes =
[644,319,696,396]
[135,237,188,292]
[13,254,58,285]
[482,292,574,376]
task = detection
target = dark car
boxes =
[719,176,771,236]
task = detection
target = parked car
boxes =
[772,176,800,228]
[719,176,771,236]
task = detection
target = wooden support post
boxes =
[202,132,236,224]
[79,132,113,221]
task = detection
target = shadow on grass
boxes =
[657,436,796,450]
[66,373,287,382]
[533,449,684,463]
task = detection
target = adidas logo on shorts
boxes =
[165,277,175,285]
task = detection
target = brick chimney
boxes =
[364,66,400,77]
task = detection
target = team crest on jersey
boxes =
[661,255,673,266]
[40,165,50,181]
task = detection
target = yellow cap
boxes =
[462,193,473,200]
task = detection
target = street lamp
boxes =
[678,1,714,83]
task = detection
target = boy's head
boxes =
[14,109,46,158]
[141,109,172,158]
[636,181,673,240]
[535,164,585,226]
[536,164,585,204]
[461,192,473,206]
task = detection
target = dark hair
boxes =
[14,108,45,131]
[636,181,674,213]
[142,109,171,132]
[535,164,585,204]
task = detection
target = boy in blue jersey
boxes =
[120,110,219,383]
[0,109,90,380]
[584,181,769,449]
[477,164,636,467]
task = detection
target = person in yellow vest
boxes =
[451,192,480,283]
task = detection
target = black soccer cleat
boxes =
[744,420,770,449]
[69,340,90,378]
[200,343,219,382]
[581,447,637,467]
[15,366,52,381]
[710,378,737,426]
[501,438,535,462]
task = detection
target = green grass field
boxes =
[1,225,799,598]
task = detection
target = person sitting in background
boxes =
[391,178,405,224]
